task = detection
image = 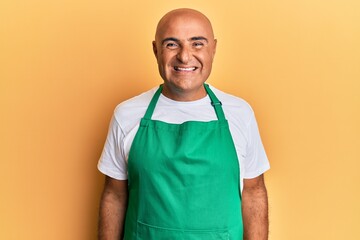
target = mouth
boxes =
[174,66,198,72]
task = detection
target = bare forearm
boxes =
[98,179,128,240]
[242,177,269,240]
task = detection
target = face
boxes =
[153,10,217,101]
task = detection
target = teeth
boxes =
[175,67,196,71]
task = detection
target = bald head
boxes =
[155,8,215,42]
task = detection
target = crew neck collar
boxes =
[159,93,210,105]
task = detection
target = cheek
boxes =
[157,57,170,71]
[197,50,213,62]
[162,51,179,64]
[200,55,214,69]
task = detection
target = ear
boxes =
[152,41,158,59]
[212,39,217,57]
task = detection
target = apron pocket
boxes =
[137,221,230,240]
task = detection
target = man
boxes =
[98,8,270,240]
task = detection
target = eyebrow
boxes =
[162,37,179,45]
[190,36,208,42]
[161,36,209,45]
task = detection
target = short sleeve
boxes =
[243,112,270,179]
[97,115,128,180]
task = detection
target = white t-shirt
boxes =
[98,85,270,190]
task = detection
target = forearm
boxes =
[98,179,128,240]
[242,177,269,240]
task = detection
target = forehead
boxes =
[156,14,214,40]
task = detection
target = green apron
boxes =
[124,84,243,240]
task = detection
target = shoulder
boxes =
[112,86,159,129]
[115,86,158,112]
[209,85,254,123]
[209,85,253,110]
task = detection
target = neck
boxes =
[161,84,207,101]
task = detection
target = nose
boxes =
[176,46,191,63]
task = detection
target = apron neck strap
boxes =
[143,84,163,119]
[143,84,226,121]
[204,84,226,121]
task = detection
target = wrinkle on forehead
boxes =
[155,8,215,41]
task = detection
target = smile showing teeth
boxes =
[174,66,197,71]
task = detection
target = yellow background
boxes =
[1,0,359,239]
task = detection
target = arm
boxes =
[98,176,128,240]
[242,174,269,240]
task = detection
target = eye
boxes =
[193,41,205,48]
[165,42,179,49]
